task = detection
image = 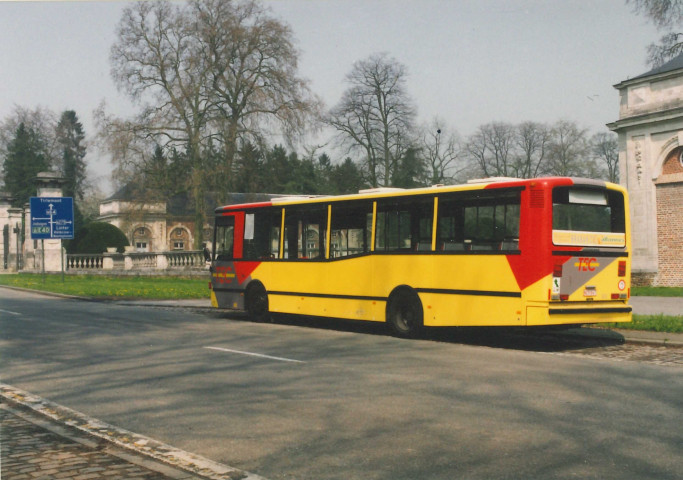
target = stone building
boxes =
[608,53,683,286]
[98,187,282,252]
[98,186,211,252]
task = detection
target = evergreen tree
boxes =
[264,145,293,193]
[2,123,49,206]
[392,147,427,188]
[234,142,265,193]
[56,110,87,200]
[290,157,318,194]
[56,110,88,233]
[315,153,335,193]
[331,157,366,194]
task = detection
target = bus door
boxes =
[210,212,244,309]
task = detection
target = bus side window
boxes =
[243,209,281,260]
[437,198,465,251]
[376,197,433,252]
[464,196,520,251]
[375,210,410,251]
[330,202,372,258]
[284,206,327,260]
[438,191,520,252]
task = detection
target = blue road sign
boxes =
[30,197,74,239]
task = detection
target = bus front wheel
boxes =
[245,283,270,323]
[387,288,423,338]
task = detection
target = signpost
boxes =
[30,197,74,240]
[30,197,74,281]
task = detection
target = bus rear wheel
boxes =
[245,283,270,323]
[387,288,423,338]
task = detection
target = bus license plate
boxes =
[583,287,597,297]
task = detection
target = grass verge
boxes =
[632,286,683,297]
[604,314,683,334]
[0,273,209,300]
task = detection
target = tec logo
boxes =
[575,257,599,272]
[212,265,236,284]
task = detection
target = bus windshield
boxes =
[552,187,626,247]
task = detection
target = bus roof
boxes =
[214,177,620,213]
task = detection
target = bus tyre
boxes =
[245,283,270,323]
[387,288,423,338]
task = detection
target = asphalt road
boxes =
[1,287,681,480]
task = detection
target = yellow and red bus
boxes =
[209,177,631,337]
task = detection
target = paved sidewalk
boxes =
[0,384,266,480]
[1,404,194,480]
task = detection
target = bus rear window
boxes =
[552,187,626,247]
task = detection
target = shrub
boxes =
[68,222,129,254]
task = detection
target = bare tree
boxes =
[328,53,416,187]
[592,132,620,183]
[545,120,594,177]
[106,0,320,247]
[108,0,212,246]
[464,122,516,178]
[514,121,551,178]
[194,0,322,194]
[628,0,683,66]
[110,1,212,155]
[419,117,465,184]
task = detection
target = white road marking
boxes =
[0,309,21,316]
[204,346,305,364]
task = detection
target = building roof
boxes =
[167,191,283,216]
[103,183,286,217]
[630,52,683,82]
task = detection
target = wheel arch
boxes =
[386,284,421,312]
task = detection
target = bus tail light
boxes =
[618,261,626,277]
[553,263,563,277]
[560,294,569,301]
[208,281,213,290]
[611,293,619,300]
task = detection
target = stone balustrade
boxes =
[67,254,104,270]
[66,250,209,273]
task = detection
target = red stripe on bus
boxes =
[219,201,273,212]
[234,261,261,284]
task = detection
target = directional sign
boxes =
[30,197,74,239]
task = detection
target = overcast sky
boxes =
[0,0,660,191]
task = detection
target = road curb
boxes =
[0,383,267,480]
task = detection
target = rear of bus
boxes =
[526,178,632,326]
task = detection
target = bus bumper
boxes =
[527,304,632,326]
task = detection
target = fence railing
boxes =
[66,250,209,273]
